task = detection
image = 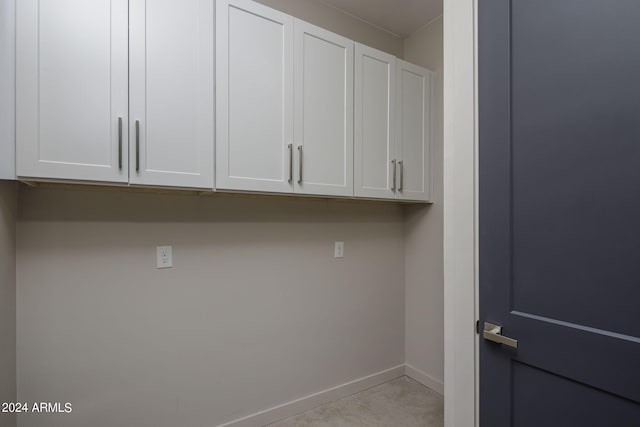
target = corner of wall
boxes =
[402,13,445,388]
[0,180,17,427]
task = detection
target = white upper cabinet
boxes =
[17,0,129,183]
[216,0,294,193]
[16,0,213,188]
[217,3,354,198]
[14,0,432,202]
[395,60,433,202]
[129,0,214,189]
[354,43,396,199]
[294,20,354,197]
[354,50,434,202]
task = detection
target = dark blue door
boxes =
[479,1,640,425]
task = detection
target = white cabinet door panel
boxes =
[294,20,353,197]
[129,0,214,189]
[216,0,294,193]
[16,0,128,182]
[396,60,433,202]
[0,0,16,179]
[354,43,395,199]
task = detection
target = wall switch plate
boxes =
[156,246,173,268]
[334,241,344,258]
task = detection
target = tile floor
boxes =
[267,376,444,427]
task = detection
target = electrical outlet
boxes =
[156,246,173,269]
[334,241,344,258]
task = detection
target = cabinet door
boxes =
[294,20,354,197]
[216,0,294,193]
[16,0,128,183]
[395,60,433,202]
[129,0,214,189]
[354,43,396,199]
[0,0,15,179]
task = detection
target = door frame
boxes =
[443,0,478,426]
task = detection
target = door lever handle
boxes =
[483,322,518,349]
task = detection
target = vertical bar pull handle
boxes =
[117,117,123,170]
[288,144,293,183]
[135,120,140,173]
[297,145,303,184]
[398,160,404,191]
[391,160,397,192]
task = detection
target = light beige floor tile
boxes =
[267,376,443,427]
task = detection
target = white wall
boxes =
[403,16,444,393]
[0,0,16,179]
[16,187,406,427]
[0,181,17,427]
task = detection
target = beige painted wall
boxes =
[0,181,17,427]
[16,187,405,427]
[403,16,445,390]
[255,0,404,57]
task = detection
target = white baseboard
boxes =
[404,364,444,396]
[216,364,406,427]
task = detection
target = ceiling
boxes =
[319,0,442,38]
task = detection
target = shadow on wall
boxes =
[17,184,406,224]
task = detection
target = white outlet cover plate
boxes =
[157,246,173,269]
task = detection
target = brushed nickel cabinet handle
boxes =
[398,160,404,191]
[135,120,140,173]
[297,145,303,184]
[118,117,123,170]
[288,144,293,183]
[391,160,397,192]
